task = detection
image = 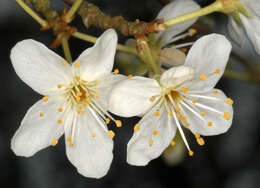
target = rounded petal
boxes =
[156,0,200,46]
[179,89,233,136]
[11,98,65,157]
[10,39,72,96]
[160,66,195,88]
[227,15,246,47]
[73,29,118,82]
[127,104,177,166]
[184,34,232,92]
[240,15,260,55]
[108,76,161,117]
[65,108,113,178]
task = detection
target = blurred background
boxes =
[0,0,260,187]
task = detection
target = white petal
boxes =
[184,34,232,92]
[65,108,113,178]
[11,98,65,157]
[179,89,233,136]
[241,0,260,17]
[227,15,246,47]
[127,104,177,166]
[10,39,72,96]
[156,0,200,46]
[240,14,260,55]
[108,76,161,117]
[73,29,118,82]
[160,66,195,88]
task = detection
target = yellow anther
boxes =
[58,108,63,112]
[86,98,91,103]
[165,88,171,95]
[114,69,119,74]
[188,151,194,157]
[61,61,66,66]
[108,130,115,139]
[67,137,72,142]
[201,112,206,116]
[214,90,218,95]
[155,111,160,116]
[51,138,58,146]
[192,100,197,104]
[40,112,44,117]
[197,137,205,146]
[91,133,96,138]
[83,103,88,107]
[74,61,80,67]
[42,96,48,102]
[76,96,81,102]
[149,138,153,147]
[149,96,156,102]
[188,28,197,36]
[153,130,158,135]
[195,134,200,139]
[134,124,140,131]
[174,107,180,112]
[57,84,62,89]
[200,74,207,81]
[78,92,82,97]
[182,115,187,120]
[216,69,221,74]
[182,88,188,93]
[169,112,173,116]
[128,74,133,78]
[224,112,231,120]
[182,48,187,53]
[77,110,81,115]
[208,122,213,127]
[177,114,182,119]
[226,98,234,105]
[115,120,122,127]
[75,76,80,81]
[106,118,111,124]
[70,143,75,147]
[58,119,62,124]
[170,141,175,146]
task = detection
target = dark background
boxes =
[1,0,260,187]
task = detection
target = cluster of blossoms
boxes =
[13,0,258,179]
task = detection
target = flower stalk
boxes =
[160,1,224,29]
[61,37,72,62]
[64,0,83,22]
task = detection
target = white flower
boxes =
[108,34,234,166]
[156,0,200,47]
[227,0,260,54]
[10,29,122,178]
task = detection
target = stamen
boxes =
[170,141,175,146]
[173,42,194,49]
[224,112,231,120]
[108,130,115,139]
[196,137,205,146]
[42,96,48,102]
[75,76,80,81]
[106,118,111,124]
[115,120,122,127]
[214,90,218,95]
[188,151,194,157]
[208,122,213,126]
[174,107,180,112]
[58,119,62,124]
[40,112,44,117]
[201,112,206,116]
[226,98,234,105]
[169,112,173,116]
[91,133,96,138]
[188,28,197,36]
[128,74,133,78]
[114,69,119,74]
[155,111,160,116]
[192,100,197,104]
[182,88,188,93]
[58,108,63,112]
[149,138,153,147]
[62,61,67,66]
[74,61,81,67]
[195,134,200,139]
[67,137,72,142]
[57,84,62,89]
[215,69,221,74]
[200,74,207,81]
[153,130,158,135]
[134,124,140,131]
[149,96,156,102]
[51,138,58,146]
